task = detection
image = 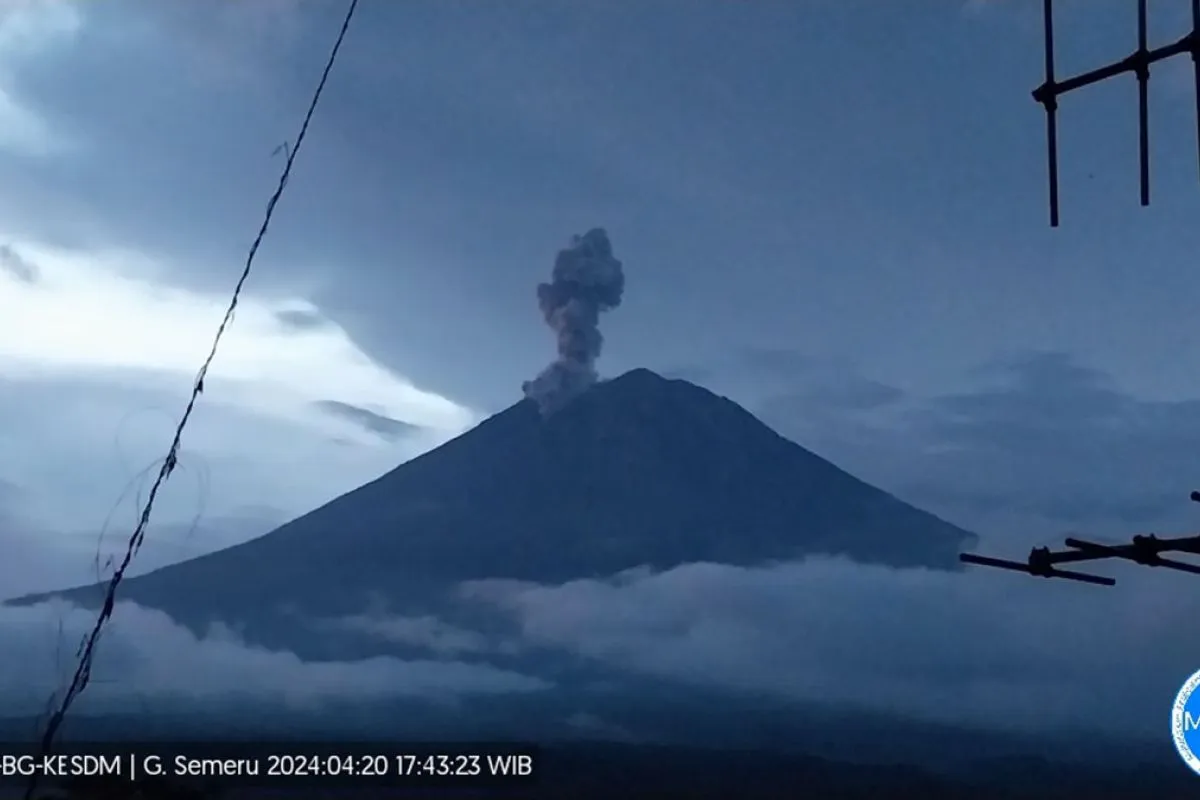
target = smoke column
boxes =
[522,228,625,415]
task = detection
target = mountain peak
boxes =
[593,368,703,406]
[521,368,694,414]
[12,367,976,626]
[606,367,673,387]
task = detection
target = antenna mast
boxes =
[1033,0,1200,226]
[960,492,1200,587]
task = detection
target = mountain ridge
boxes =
[8,369,976,626]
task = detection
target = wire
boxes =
[23,2,360,797]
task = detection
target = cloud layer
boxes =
[0,511,282,600]
[0,237,474,438]
[0,235,479,532]
[3,550,1192,747]
[465,554,1200,740]
[0,0,82,156]
[721,349,1200,543]
[0,599,547,721]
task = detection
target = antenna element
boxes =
[960,491,1200,586]
[1033,0,1200,226]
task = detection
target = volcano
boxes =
[10,369,975,626]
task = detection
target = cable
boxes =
[23,2,360,797]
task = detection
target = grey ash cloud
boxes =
[523,228,626,415]
[313,400,420,441]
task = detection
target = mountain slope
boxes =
[10,369,975,623]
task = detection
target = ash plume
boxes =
[523,228,625,415]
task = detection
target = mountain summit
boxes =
[13,369,974,623]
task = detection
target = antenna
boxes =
[1032,0,1200,226]
[959,491,1200,587]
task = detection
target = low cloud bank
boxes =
[6,550,1191,743]
[315,611,500,658]
[463,553,1200,739]
[0,600,548,720]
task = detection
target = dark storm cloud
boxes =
[313,400,421,441]
[0,244,38,283]
[464,555,1200,739]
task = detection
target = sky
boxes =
[3,0,1200,750]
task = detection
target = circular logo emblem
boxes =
[1172,669,1200,775]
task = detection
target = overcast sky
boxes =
[3,0,1200,594]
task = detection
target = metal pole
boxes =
[1137,0,1150,206]
[1042,0,1060,226]
[1193,0,1200,182]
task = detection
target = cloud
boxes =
[466,555,1200,740]
[671,351,906,417]
[316,612,494,658]
[0,237,475,439]
[748,350,1200,538]
[312,400,421,442]
[761,377,904,417]
[152,0,307,88]
[0,85,61,155]
[0,503,283,600]
[0,372,463,540]
[68,0,309,96]
[896,351,1200,526]
[0,0,82,56]
[274,307,326,332]
[0,600,548,720]
[0,234,479,541]
[0,496,89,600]
[734,349,904,412]
[0,0,82,156]
[738,346,813,378]
[0,243,37,282]
[564,711,643,743]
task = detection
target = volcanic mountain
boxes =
[11,369,975,627]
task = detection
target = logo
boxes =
[1172,669,1200,775]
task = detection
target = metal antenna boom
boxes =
[959,492,1200,587]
